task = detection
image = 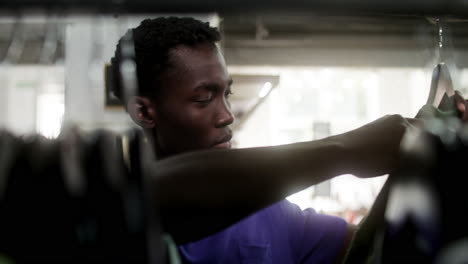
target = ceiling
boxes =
[0,21,65,64]
[221,13,468,67]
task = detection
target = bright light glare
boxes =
[258,82,272,98]
[37,94,64,138]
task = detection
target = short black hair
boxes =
[110,17,221,104]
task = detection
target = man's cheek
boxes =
[181,112,210,130]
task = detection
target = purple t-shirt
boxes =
[179,200,347,264]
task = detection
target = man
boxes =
[0,17,465,264]
[109,17,429,263]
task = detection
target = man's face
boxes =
[152,43,234,157]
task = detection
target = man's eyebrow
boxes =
[193,79,233,91]
[193,82,219,92]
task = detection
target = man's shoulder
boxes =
[258,199,315,218]
[234,200,305,229]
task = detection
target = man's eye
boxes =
[194,96,212,103]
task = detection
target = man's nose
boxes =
[215,101,235,128]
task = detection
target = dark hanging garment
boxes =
[0,128,159,263]
[344,98,468,264]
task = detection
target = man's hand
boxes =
[338,114,418,178]
[339,90,468,178]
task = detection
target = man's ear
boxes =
[127,96,158,129]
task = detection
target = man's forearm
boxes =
[151,136,347,210]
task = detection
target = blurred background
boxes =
[1,11,468,224]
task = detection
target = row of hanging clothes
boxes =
[0,127,163,263]
[0,121,197,264]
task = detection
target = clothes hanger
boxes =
[426,62,456,111]
[426,17,459,113]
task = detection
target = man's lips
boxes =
[212,134,232,149]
